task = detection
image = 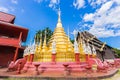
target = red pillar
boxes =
[13,32,23,62]
[18,32,22,43]
[13,47,19,62]
[29,54,34,63]
[85,54,89,62]
[52,53,56,63]
[75,53,80,63]
[89,54,92,58]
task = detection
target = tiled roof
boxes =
[0,12,15,23]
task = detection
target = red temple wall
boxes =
[0,46,15,67]
[0,37,19,47]
[0,52,14,67]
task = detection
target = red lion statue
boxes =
[7,57,27,74]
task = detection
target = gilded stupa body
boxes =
[48,10,74,62]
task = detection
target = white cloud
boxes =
[82,0,120,38]
[49,0,60,11]
[0,6,15,13]
[115,30,120,36]
[88,26,115,38]
[84,13,94,21]
[34,0,43,3]
[88,0,108,7]
[49,0,59,8]
[34,0,59,11]
[11,0,18,4]
[0,7,9,12]
[97,1,113,14]
[114,0,120,4]
[73,0,85,9]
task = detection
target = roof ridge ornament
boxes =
[100,42,106,51]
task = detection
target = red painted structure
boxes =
[75,53,80,63]
[0,11,15,23]
[0,12,28,67]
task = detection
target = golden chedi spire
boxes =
[48,9,74,62]
[35,33,43,61]
[91,43,97,58]
[79,39,86,61]
[73,30,79,53]
[77,32,87,61]
[67,27,74,51]
[78,33,84,54]
[43,30,47,48]
[34,36,39,61]
[42,30,50,62]
[38,33,42,51]
[66,28,74,61]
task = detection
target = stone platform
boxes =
[0,68,118,79]
[0,62,119,80]
[24,62,88,72]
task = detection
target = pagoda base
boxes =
[22,62,88,73]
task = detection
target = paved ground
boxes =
[0,68,119,80]
[102,69,120,80]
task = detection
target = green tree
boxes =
[70,39,74,43]
[113,48,120,58]
[35,27,53,44]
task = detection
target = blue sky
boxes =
[0,0,120,49]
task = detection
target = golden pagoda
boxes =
[33,9,94,62]
[47,9,74,62]
[33,9,75,62]
[34,34,42,62]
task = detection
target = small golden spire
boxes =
[37,33,42,53]
[73,29,78,42]
[92,45,96,54]
[39,33,42,47]
[67,27,70,41]
[43,30,46,47]
[36,35,39,44]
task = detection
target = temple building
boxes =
[77,31,115,61]
[0,12,28,67]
